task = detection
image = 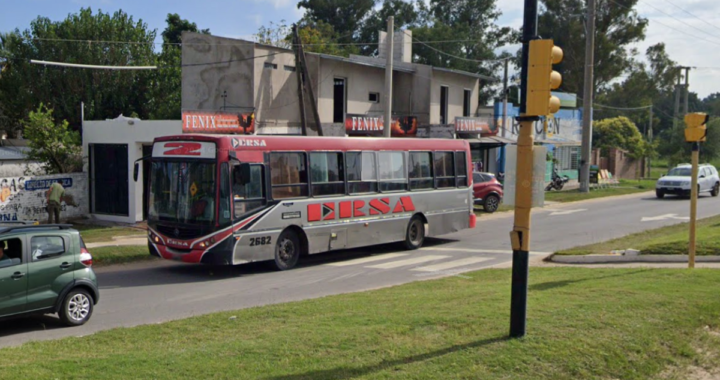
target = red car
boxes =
[473,172,503,213]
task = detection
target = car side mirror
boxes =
[700,174,706,179]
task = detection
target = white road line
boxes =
[366,255,449,269]
[421,247,551,255]
[326,253,409,267]
[411,257,494,272]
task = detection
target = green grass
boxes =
[544,179,655,203]
[72,224,146,243]
[88,245,157,267]
[1,268,719,379]
[474,204,513,216]
[556,214,720,256]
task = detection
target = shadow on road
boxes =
[529,269,651,292]
[264,335,507,380]
[0,314,67,338]
[97,238,460,289]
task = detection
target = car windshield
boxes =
[149,161,216,225]
[667,167,691,177]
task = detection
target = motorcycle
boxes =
[545,168,570,191]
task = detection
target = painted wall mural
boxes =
[0,173,88,222]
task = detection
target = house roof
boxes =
[432,67,498,82]
[0,146,31,161]
[309,53,417,74]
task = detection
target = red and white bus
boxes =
[138,135,475,270]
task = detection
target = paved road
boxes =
[2,191,719,348]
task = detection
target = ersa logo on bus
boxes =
[232,138,267,148]
[307,196,416,222]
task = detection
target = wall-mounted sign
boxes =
[345,114,417,137]
[182,110,255,134]
[455,117,491,134]
[24,178,73,191]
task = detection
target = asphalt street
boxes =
[2,190,719,347]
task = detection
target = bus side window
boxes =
[455,151,468,187]
[232,164,266,219]
[434,152,455,188]
[378,151,407,192]
[347,152,377,194]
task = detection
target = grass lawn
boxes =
[88,245,157,267]
[544,179,655,203]
[72,224,146,243]
[1,268,719,379]
[556,214,720,256]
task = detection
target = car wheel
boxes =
[273,230,300,271]
[59,288,94,326]
[484,194,500,213]
[655,189,665,199]
[404,216,425,250]
[712,182,719,197]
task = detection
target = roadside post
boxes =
[510,0,563,338]
[684,112,708,269]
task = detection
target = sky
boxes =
[1,0,719,99]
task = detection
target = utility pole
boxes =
[502,58,509,138]
[383,16,394,138]
[683,66,691,115]
[579,0,596,193]
[292,25,308,136]
[294,26,323,136]
[221,90,227,111]
[648,106,653,177]
[673,72,681,131]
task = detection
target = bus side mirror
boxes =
[133,162,140,182]
[239,163,251,184]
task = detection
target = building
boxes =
[181,31,495,138]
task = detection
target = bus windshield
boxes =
[149,161,216,225]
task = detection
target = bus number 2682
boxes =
[249,236,272,246]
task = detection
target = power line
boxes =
[402,31,508,64]
[608,0,720,48]
[637,0,720,43]
[30,60,156,70]
[658,0,720,33]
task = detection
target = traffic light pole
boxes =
[689,142,699,268]
[510,0,539,339]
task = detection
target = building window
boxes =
[434,152,455,188]
[440,86,449,124]
[333,78,346,123]
[409,152,433,190]
[310,152,345,196]
[555,146,581,171]
[284,65,296,72]
[346,152,377,194]
[270,152,308,199]
[463,89,472,117]
[264,62,277,69]
[368,92,380,103]
[378,152,406,192]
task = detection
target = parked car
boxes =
[655,163,720,198]
[0,224,98,326]
[473,172,504,212]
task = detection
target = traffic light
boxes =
[525,39,563,117]
[684,112,709,142]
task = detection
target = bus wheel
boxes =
[404,216,425,250]
[274,230,300,270]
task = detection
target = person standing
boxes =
[46,180,65,224]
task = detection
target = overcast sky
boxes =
[2,0,718,98]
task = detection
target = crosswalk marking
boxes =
[411,257,494,272]
[326,253,409,267]
[420,247,551,255]
[366,255,449,269]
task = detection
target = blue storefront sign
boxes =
[24,178,73,191]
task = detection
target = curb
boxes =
[86,238,148,249]
[548,253,720,264]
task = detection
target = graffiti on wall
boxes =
[0,174,86,221]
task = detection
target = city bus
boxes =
[136,134,475,270]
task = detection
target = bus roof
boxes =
[154,134,470,152]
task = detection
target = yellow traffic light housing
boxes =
[525,39,563,117]
[684,113,708,142]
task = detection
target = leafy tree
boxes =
[537,0,648,96]
[22,104,82,174]
[593,116,652,159]
[357,0,423,56]
[254,20,358,57]
[255,20,292,49]
[0,8,157,131]
[297,0,375,44]
[149,14,209,120]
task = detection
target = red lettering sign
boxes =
[307,196,416,222]
[163,142,202,156]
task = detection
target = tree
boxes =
[537,0,648,96]
[357,0,423,56]
[149,14,209,120]
[592,116,652,159]
[22,104,82,174]
[0,8,157,131]
[254,20,358,57]
[297,0,375,44]
[662,118,720,167]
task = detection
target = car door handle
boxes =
[11,272,24,280]
[60,262,72,269]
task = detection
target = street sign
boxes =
[503,145,546,207]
